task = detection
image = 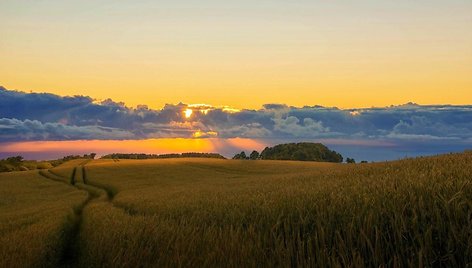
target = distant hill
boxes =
[260,142,343,162]
[0,154,95,173]
[100,152,226,160]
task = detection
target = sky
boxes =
[1,0,471,109]
[1,86,471,161]
[0,1,471,160]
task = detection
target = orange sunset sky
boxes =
[1,1,472,161]
[1,1,471,109]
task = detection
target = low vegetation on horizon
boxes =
[1,151,471,267]
[0,153,225,173]
[0,154,96,173]
[0,142,346,174]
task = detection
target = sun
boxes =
[184,108,193,118]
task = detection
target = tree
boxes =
[6,156,23,163]
[249,150,260,160]
[232,151,248,160]
[346,158,356,164]
[90,153,97,159]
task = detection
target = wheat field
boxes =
[1,152,471,267]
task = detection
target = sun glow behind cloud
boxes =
[184,108,193,119]
[192,130,218,138]
[186,104,241,116]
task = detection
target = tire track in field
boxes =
[38,161,155,266]
[80,166,139,215]
[38,170,68,184]
[38,162,94,267]
[38,161,140,266]
[80,166,115,200]
[70,167,77,185]
[81,166,87,184]
[40,162,139,214]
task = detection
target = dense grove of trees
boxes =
[101,153,226,160]
[260,143,343,162]
[233,143,344,163]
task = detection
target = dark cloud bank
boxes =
[1,86,471,161]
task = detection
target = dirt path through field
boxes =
[38,161,97,267]
[38,160,140,267]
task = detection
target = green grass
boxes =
[1,153,471,267]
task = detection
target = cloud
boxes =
[262,104,288,110]
[390,116,470,139]
[1,86,472,150]
[217,123,272,138]
[272,116,329,137]
[0,118,134,141]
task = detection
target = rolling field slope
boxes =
[1,152,471,267]
[0,170,88,267]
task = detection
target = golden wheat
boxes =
[0,170,87,267]
[1,152,471,267]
